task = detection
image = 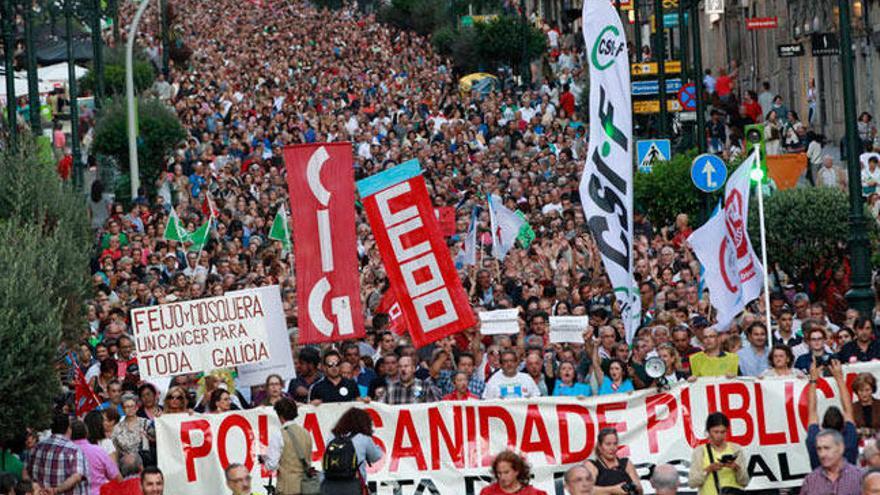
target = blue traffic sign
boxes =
[637,139,671,172]
[631,78,683,96]
[691,154,728,192]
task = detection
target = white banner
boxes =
[132,286,278,379]
[580,0,641,343]
[156,362,880,495]
[234,287,296,387]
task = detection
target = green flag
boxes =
[515,210,535,249]
[163,208,188,243]
[187,219,211,252]
[268,206,292,255]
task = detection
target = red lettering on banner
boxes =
[258,415,271,478]
[217,415,255,473]
[798,377,833,428]
[597,401,630,457]
[719,382,753,445]
[785,382,799,443]
[478,406,517,466]
[389,410,427,472]
[646,393,678,454]
[428,406,464,470]
[557,404,595,464]
[180,419,212,482]
[680,387,707,448]
[754,383,785,446]
[302,413,325,463]
[364,408,387,474]
[466,405,478,468]
[520,405,554,463]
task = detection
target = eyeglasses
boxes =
[169,395,184,401]
[325,361,340,368]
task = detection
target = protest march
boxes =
[5,0,880,494]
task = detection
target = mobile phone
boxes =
[720,454,736,463]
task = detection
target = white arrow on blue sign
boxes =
[691,153,728,192]
[631,78,683,96]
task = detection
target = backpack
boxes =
[322,434,358,481]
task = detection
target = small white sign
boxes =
[479,309,521,335]
[549,316,590,344]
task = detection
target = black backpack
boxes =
[322,434,358,481]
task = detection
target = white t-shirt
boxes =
[483,371,542,399]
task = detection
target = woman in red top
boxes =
[442,372,479,401]
[480,450,547,495]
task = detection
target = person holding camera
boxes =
[687,412,749,495]
[584,428,642,494]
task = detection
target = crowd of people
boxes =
[3,0,880,494]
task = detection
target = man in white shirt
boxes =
[817,156,844,190]
[483,350,541,399]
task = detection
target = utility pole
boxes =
[691,0,705,153]
[655,0,668,135]
[91,0,104,108]
[23,0,40,132]
[839,0,874,315]
[2,0,16,144]
[65,0,81,188]
[634,0,642,60]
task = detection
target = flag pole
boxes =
[753,144,773,327]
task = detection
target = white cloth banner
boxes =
[132,286,278,379]
[479,309,521,335]
[487,194,524,260]
[580,0,641,343]
[156,362,880,495]
[689,155,765,329]
[233,287,296,387]
[549,316,590,343]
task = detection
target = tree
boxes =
[634,149,702,228]
[0,141,91,438]
[92,97,186,202]
[475,16,546,71]
[379,0,446,36]
[747,187,853,281]
[79,46,157,97]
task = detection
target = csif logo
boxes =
[591,25,625,71]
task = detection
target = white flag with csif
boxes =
[688,153,765,329]
[580,0,641,342]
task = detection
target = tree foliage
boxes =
[747,187,852,280]
[92,97,186,200]
[431,17,546,74]
[0,141,91,439]
[79,46,157,98]
[379,0,447,36]
[634,149,702,228]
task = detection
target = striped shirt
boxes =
[799,461,862,495]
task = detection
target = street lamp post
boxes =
[65,0,81,188]
[2,0,16,144]
[91,0,104,108]
[655,0,668,135]
[160,0,169,77]
[691,0,706,153]
[520,0,530,87]
[23,0,41,132]
[839,0,874,315]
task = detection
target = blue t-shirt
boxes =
[598,377,634,396]
[553,381,593,397]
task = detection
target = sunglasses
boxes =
[325,361,340,368]
[169,395,185,401]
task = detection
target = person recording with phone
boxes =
[688,412,749,495]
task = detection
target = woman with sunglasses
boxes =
[162,386,190,414]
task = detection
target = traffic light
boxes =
[744,124,768,183]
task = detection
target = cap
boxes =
[691,316,710,328]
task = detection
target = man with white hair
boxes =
[651,464,680,495]
[564,465,594,495]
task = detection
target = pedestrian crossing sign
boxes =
[636,139,671,173]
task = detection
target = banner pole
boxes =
[754,144,773,327]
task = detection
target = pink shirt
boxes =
[73,439,119,495]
